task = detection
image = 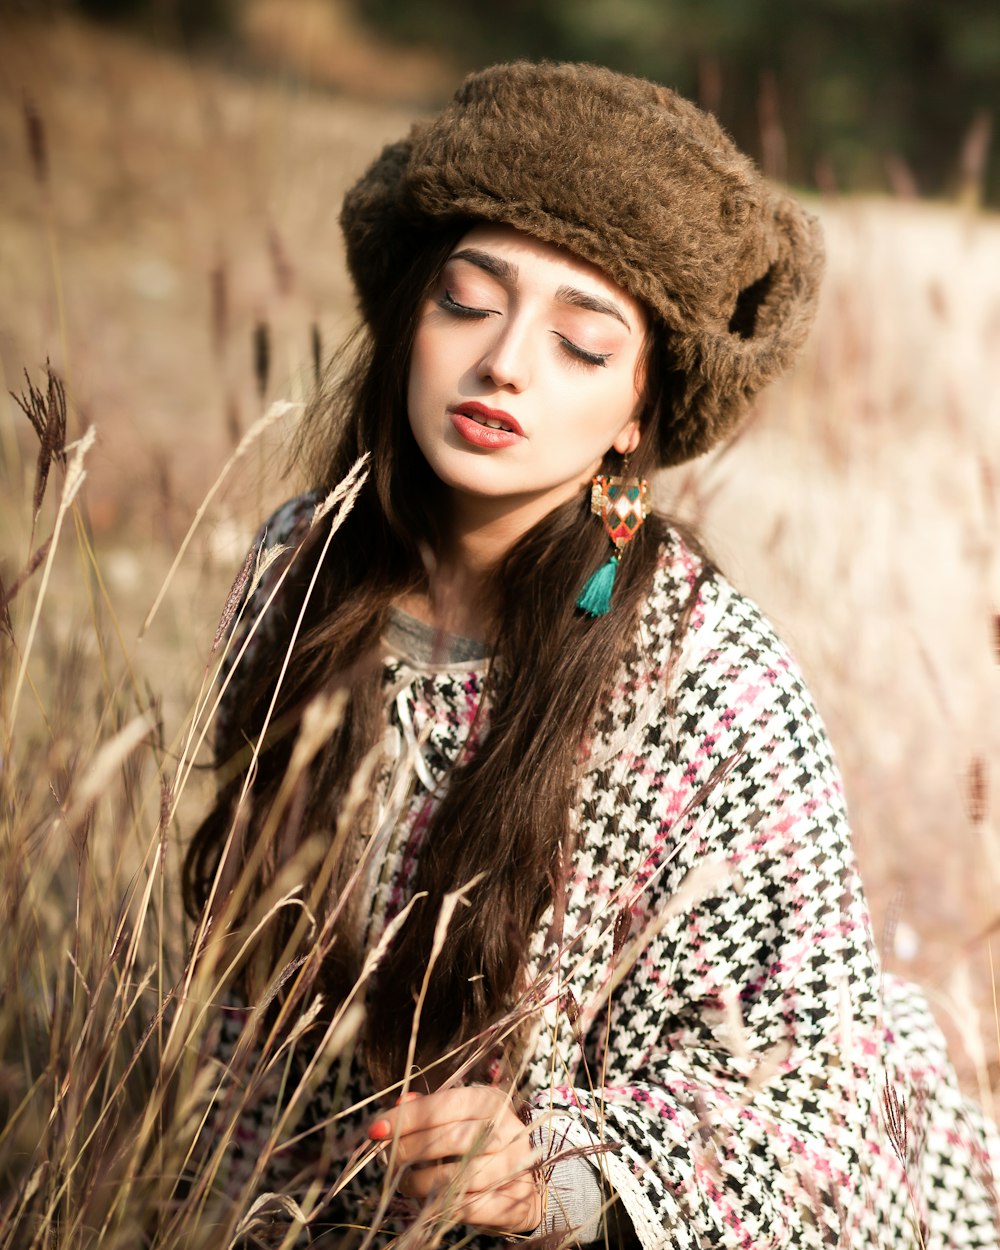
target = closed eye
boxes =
[555,333,610,368]
[439,291,494,319]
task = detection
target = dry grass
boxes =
[1,9,999,1245]
[0,7,422,527]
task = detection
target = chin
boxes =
[424,454,507,496]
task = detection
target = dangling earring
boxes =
[576,460,649,618]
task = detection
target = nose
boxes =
[476,317,530,392]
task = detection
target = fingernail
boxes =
[395,1091,422,1105]
[368,1119,391,1140]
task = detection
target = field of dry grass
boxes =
[2,9,1000,1245]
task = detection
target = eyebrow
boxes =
[449,248,517,283]
[447,248,632,332]
[554,284,630,331]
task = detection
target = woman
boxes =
[187,63,998,1247]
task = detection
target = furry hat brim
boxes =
[341,61,824,466]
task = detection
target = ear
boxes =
[612,418,641,457]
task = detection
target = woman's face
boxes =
[407,224,649,523]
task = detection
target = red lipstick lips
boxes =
[450,402,524,449]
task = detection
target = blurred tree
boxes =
[352,0,1000,204]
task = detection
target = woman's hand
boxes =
[368,1086,543,1233]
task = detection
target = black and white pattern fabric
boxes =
[203,494,1000,1249]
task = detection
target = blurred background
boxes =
[12,0,1000,198]
[1,0,999,1102]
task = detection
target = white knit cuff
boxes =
[531,1120,605,1244]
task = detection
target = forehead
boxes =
[450,223,647,328]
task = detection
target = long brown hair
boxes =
[184,220,687,1086]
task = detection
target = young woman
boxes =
[187,62,999,1247]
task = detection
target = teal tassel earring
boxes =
[576,550,620,616]
[576,473,649,617]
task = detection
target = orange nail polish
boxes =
[369,1119,391,1140]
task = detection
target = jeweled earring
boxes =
[576,468,649,617]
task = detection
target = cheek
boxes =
[407,330,430,398]
[408,325,463,405]
[604,353,648,441]
[406,334,442,433]
[578,370,644,441]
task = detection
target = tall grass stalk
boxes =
[0,408,392,1246]
[6,426,94,735]
[140,401,302,638]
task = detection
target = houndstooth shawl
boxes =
[205,494,999,1249]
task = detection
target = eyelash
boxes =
[439,291,491,320]
[556,336,610,368]
[438,292,611,368]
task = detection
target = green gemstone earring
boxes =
[575,471,649,617]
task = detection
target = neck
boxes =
[400,484,585,639]
[449,469,598,564]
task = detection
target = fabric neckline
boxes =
[384,605,491,667]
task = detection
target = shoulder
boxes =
[213,491,321,762]
[226,490,321,650]
[643,522,809,705]
[589,522,819,771]
[634,521,839,792]
[251,491,322,566]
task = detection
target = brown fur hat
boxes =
[340,61,824,465]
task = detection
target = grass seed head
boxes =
[211,542,256,657]
[210,259,228,357]
[11,361,67,521]
[253,319,270,400]
[22,95,48,186]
